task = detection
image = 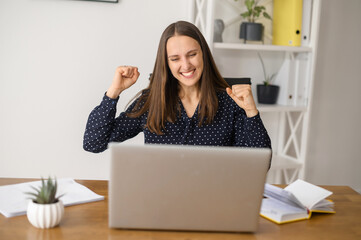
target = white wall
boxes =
[0,0,189,179]
[305,0,361,192]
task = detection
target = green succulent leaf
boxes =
[25,192,39,199]
[29,186,41,194]
[25,176,61,204]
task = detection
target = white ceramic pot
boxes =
[27,200,64,228]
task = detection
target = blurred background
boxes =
[0,0,360,192]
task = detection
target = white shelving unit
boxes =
[188,0,322,184]
[214,43,312,53]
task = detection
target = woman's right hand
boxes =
[106,66,140,99]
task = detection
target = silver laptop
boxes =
[109,144,271,232]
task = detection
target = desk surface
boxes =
[0,178,360,240]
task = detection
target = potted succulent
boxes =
[26,177,64,228]
[256,52,279,104]
[235,0,272,42]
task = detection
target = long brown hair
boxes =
[128,21,229,135]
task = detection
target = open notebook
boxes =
[0,178,104,218]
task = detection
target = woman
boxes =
[83,21,271,153]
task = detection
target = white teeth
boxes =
[182,70,194,77]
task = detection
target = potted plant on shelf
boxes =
[235,0,272,43]
[256,52,279,104]
[26,177,64,229]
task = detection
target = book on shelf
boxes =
[260,179,335,224]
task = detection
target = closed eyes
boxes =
[169,52,198,62]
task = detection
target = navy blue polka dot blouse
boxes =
[83,91,271,153]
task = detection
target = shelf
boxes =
[189,0,322,183]
[257,104,307,113]
[213,42,312,53]
[270,155,303,170]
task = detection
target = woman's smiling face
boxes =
[166,35,204,90]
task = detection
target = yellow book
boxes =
[272,0,303,46]
[260,180,335,224]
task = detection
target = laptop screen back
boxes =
[109,144,271,232]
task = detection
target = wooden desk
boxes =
[1,178,360,240]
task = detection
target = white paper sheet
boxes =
[284,179,332,209]
[0,178,104,218]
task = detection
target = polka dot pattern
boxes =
[83,91,271,153]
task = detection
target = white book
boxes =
[260,179,335,224]
[0,178,104,218]
[301,0,313,46]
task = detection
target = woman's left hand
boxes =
[226,85,258,118]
